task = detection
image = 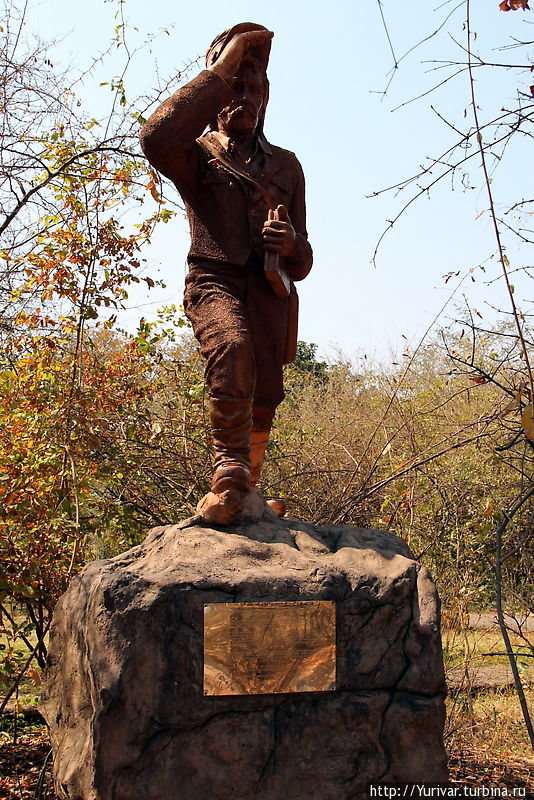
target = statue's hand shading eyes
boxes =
[209,30,273,83]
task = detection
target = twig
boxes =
[482,652,534,657]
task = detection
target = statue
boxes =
[140,23,313,523]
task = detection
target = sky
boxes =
[28,0,534,362]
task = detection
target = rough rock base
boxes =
[41,514,448,799]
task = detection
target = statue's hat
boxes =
[205,22,272,70]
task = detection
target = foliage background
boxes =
[0,1,532,752]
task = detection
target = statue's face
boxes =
[217,59,265,137]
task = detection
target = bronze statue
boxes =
[141,23,313,523]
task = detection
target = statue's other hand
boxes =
[262,204,297,259]
[209,30,273,83]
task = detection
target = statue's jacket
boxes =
[140,69,312,363]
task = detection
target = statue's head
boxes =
[206,22,271,140]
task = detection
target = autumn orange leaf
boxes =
[468,375,488,384]
[146,170,162,203]
[499,0,530,10]
[521,403,534,442]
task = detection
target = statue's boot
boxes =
[197,397,260,524]
[210,397,251,489]
[249,429,287,518]
[249,430,269,487]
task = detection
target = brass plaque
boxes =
[203,600,336,696]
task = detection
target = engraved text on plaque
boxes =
[203,600,336,696]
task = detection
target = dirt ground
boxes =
[448,661,534,690]
[0,725,533,799]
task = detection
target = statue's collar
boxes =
[206,130,272,159]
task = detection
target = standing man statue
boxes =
[140,23,313,524]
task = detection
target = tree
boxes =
[371,0,534,748]
[0,0,179,709]
[290,341,328,384]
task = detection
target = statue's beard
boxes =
[219,102,259,134]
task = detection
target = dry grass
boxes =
[443,620,534,775]
[446,686,534,760]
[443,626,533,668]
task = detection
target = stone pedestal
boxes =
[41,514,448,799]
